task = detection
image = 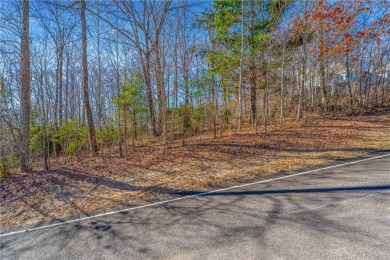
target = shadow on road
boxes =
[1,180,389,259]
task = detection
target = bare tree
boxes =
[80,0,98,155]
[20,0,31,172]
[237,0,244,131]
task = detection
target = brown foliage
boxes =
[1,112,390,228]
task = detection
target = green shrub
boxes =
[57,120,89,158]
[97,124,118,146]
[0,156,19,179]
[30,125,59,156]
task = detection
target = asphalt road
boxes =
[1,153,390,260]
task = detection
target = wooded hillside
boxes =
[0,0,389,175]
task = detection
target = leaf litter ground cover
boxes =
[1,112,390,229]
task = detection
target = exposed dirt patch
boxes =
[1,113,390,228]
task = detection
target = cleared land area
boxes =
[1,151,389,259]
[1,112,390,228]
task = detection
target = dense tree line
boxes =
[0,0,389,174]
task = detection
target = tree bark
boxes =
[280,45,286,123]
[298,1,308,121]
[20,0,31,172]
[81,0,98,155]
[237,0,244,132]
[249,0,257,129]
[346,53,353,108]
[318,20,327,114]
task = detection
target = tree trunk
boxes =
[143,54,157,137]
[20,0,31,172]
[346,53,353,108]
[297,4,307,121]
[81,0,98,155]
[182,64,189,146]
[264,71,270,135]
[318,21,327,114]
[114,20,122,157]
[212,77,217,139]
[280,46,286,123]
[237,0,244,132]
[58,48,63,125]
[249,0,257,129]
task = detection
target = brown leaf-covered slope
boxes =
[1,113,390,228]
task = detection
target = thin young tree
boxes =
[237,0,244,132]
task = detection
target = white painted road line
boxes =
[1,153,390,238]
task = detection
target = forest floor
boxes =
[1,111,390,229]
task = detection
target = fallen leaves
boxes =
[1,112,390,228]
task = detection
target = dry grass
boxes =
[1,112,390,228]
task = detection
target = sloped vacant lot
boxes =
[1,112,390,228]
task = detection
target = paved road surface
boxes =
[1,153,390,259]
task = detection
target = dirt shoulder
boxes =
[1,113,390,229]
